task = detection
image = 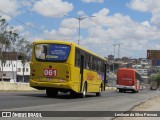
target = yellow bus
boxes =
[30,40,108,98]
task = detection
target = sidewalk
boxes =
[114,95,160,120]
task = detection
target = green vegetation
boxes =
[149,73,160,88]
[0,16,32,82]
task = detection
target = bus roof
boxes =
[33,40,107,61]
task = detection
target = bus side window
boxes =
[98,59,102,72]
[75,48,80,67]
[90,55,93,70]
[93,57,96,71]
[85,53,90,69]
[101,62,104,72]
[84,53,89,70]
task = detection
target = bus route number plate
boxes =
[43,69,57,77]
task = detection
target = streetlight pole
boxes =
[75,17,86,45]
[112,44,118,73]
[118,43,124,58]
[74,16,95,45]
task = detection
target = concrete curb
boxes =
[0,82,37,91]
[0,82,117,91]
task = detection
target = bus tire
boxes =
[136,89,139,93]
[132,90,136,93]
[96,85,102,96]
[80,83,87,98]
[119,89,123,92]
[46,88,58,97]
[123,89,126,93]
[70,91,77,97]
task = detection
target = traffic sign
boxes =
[147,50,160,59]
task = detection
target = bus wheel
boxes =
[119,89,123,92]
[80,83,87,98]
[70,91,77,97]
[46,88,58,97]
[96,85,102,96]
[132,90,136,93]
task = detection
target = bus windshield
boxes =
[35,44,71,61]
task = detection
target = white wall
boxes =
[0,60,17,72]
[16,60,30,75]
[0,60,30,76]
[137,69,148,76]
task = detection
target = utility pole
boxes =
[74,16,95,45]
[74,16,86,45]
[112,44,118,73]
[118,43,124,58]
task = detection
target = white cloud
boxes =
[60,18,79,29]
[26,22,34,27]
[42,27,77,41]
[82,0,104,3]
[77,11,86,16]
[0,0,21,20]
[0,0,34,20]
[19,0,33,7]
[141,21,151,28]
[42,7,160,58]
[58,27,77,36]
[127,0,160,28]
[153,44,160,50]
[127,0,153,12]
[12,25,24,32]
[33,0,74,18]
[77,8,160,58]
[19,6,160,58]
[92,8,135,28]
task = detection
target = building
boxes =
[0,52,30,82]
[136,68,148,76]
[108,55,114,61]
[132,59,150,84]
[0,60,30,82]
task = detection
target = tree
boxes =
[149,73,160,88]
[16,38,32,82]
[0,17,8,81]
[0,16,20,82]
[155,74,160,87]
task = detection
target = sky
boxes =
[0,0,160,59]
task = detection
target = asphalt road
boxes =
[0,89,159,120]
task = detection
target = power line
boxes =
[0,9,66,39]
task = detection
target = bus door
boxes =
[80,55,84,92]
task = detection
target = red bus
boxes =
[116,68,141,93]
